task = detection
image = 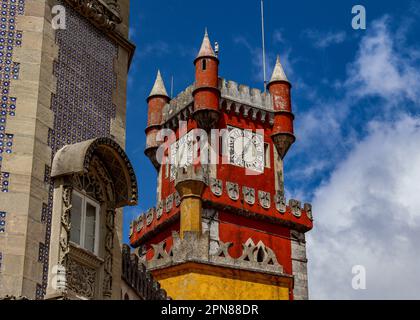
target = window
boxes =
[70,190,100,254]
[202,59,207,71]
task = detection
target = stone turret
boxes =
[267,56,295,159]
[192,29,220,131]
[145,70,170,169]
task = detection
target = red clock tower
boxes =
[130,30,313,300]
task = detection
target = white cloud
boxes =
[303,29,346,49]
[346,17,420,105]
[303,16,420,299]
[308,116,420,299]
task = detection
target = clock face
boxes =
[170,131,194,181]
[227,126,264,173]
[243,130,264,173]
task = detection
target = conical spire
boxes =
[149,70,169,98]
[269,55,289,83]
[196,28,217,60]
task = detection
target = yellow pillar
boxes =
[175,167,205,239]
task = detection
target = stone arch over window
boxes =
[46,138,138,300]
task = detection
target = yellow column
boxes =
[175,167,205,239]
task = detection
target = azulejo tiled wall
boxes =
[38,1,119,299]
[0,0,23,193]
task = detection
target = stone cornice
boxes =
[64,0,122,31]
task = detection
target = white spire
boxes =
[196,28,217,59]
[149,70,169,98]
[269,55,289,83]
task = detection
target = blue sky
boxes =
[123,1,420,299]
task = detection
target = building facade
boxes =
[0,0,148,300]
[129,31,314,300]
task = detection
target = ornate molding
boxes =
[67,257,96,299]
[64,0,122,31]
[103,209,115,298]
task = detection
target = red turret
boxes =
[192,29,220,131]
[267,55,295,159]
[145,70,170,169]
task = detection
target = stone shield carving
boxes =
[175,191,181,207]
[166,194,174,213]
[242,186,255,205]
[227,182,239,201]
[210,178,223,197]
[290,199,302,218]
[156,201,164,219]
[274,191,286,214]
[135,215,144,232]
[146,208,155,226]
[258,191,271,209]
[304,203,313,221]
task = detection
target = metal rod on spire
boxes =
[261,0,267,92]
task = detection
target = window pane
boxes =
[84,202,97,252]
[70,193,83,245]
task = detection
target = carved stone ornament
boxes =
[151,241,172,262]
[156,201,164,219]
[166,194,174,213]
[136,215,144,232]
[103,209,115,297]
[146,208,155,226]
[237,238,282,270]
[67,257,96,299]
[290,199,302,218]
[258,191,271,209]
[304,203,313,221]
[274,191,287,214]
[227,182,239,201]
[210,178,223,197]
[242,186,255,205]
[175,191,181,207]
[65,0,122,31]
[60,186,73,266]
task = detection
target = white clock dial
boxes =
[170,131,194,181]
[227,126,264,173]
[228,127,244,167]
[243,131,264,173]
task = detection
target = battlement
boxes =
[219,78,273,111]
[161,78,274,126]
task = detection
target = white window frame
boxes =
[71,190,100,255]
